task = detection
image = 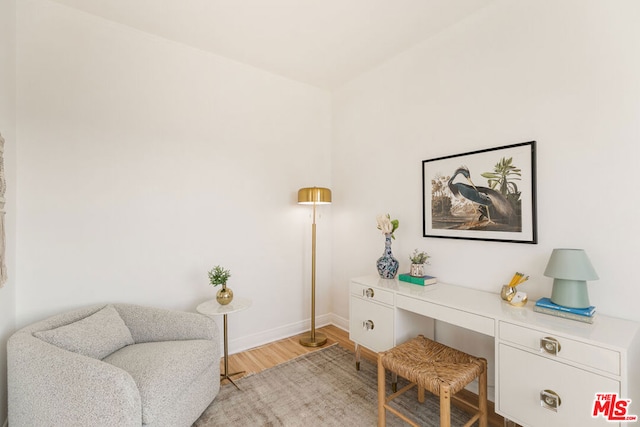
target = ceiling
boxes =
[49,0,493,89]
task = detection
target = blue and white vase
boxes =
[376,234,399,279]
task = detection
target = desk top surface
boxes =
[352,275,640,350]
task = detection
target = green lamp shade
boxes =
[544,248,598,309]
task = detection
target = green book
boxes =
[398,273,437,286]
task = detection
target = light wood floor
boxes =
[221,325,505,427]
[221,325,376,379]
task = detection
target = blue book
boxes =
[535,297,596,317]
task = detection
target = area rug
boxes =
[193,344,476,426]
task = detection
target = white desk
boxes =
[197,297,252,389]
[349,275,640,427]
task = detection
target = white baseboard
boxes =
[227,313,349,355]
[328,312,348,331]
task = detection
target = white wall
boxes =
[0,0,17,422]
[332,0,640,397]
[16,0,332,351]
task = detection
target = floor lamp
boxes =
[298,186,331,347]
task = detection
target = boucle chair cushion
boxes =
[103,339,217,425]
[34,304,134,360]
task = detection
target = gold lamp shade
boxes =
[298,187,332,205]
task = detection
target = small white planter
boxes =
[410,263,425,277]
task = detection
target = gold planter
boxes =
[216,284,234,305]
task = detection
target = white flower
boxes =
[376,214,399,239]
[376,214,393,234]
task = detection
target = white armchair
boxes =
[8,303,221,427]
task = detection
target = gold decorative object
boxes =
[501,285,516,302]
[508,292,528,307]
[501,285,528,306]
[216,284,234,305]
[501,272,529,306]
[298,186,331,347]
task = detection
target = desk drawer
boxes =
[499,322,620,375]
[396,294,494,336]
[499,343,619,427]
[351,282,394,306]
[349,296,394,352]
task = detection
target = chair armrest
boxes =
[114,303,219,343]
[8,332,141,427]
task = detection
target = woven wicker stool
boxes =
[377,335,487,427]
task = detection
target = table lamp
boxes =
[298,186,331,347]
[543,248,598,308]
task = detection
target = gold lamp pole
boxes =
[298,186,331,347]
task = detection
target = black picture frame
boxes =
[422,141,537,244]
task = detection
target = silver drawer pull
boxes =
[540,336,561,355]
[362,320,375,331]
[540,389,561,412]
[363,288,375,298]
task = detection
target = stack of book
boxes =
[398,273,437,286]
[534,297,596,324]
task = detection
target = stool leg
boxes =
[377,355,386,427]
[479,359,488,427]
[418,385,425,403]
[440,384,451,427]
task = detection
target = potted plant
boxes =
[409,249,430,277]
[208,265,233,305]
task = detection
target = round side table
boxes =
[197,297,252,389]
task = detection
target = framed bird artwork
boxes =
[422,141,537,244]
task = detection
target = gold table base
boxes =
[221,313,245,389]
[220,371,245,389]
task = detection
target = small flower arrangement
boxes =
[376,214,399,239]
[409,249,430,265]
[208,265,231,287]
